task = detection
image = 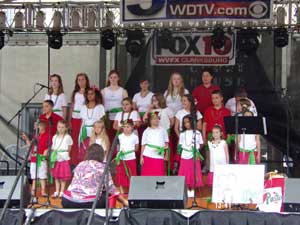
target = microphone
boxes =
[33,119,39,153]
[36,83,50,89]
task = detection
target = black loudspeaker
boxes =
[284,178,300,212]
[0,176,30,208]
[128,176,187,209]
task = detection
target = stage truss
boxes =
[0,0,299,33]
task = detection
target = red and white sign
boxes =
[258,187,283,212]
[151,31,236,66]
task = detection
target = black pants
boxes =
[62,195,106,208]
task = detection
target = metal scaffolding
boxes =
[0,0,299,32]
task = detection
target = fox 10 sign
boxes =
[121,0,272,22]
[151,32,236,66]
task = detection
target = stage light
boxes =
[71,10,81,30]
[105,10,115,28]
[157,28,174,50]
[212,26,225,49]
[276,7,286,26]
[36,10,45,30]
[52,11,62,31]
[274,27,289,48]
[14,11,24,30]
[0,31,4,49]
[125,29,145,58]
[101,29,115,50]
[297,7,300,26]
[0,11,6,30]
[47,30,63,49]
[87,9,96,31]
[237,28,259,55]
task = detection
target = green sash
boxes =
[115,150,135,165]
[115,150,135,177]
[205,132,213,151]
[177,144,204,160]
[104,107,123,128]
[36,154,46,168]
[109,107,123,114]
[139,112,146,118]
[79,124,93,143]
[146,144,170,175]
[50,149,69,168]
[226,134,236,144]
[73,109,80,113]
[240,147,256,165]
[167,129,171,136]
[53,109,62,112]
[146,144,166,155]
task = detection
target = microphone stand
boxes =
[282,94,292,177]
[43,117,58,208]
[190,117,199,208]
[7,85,46,175]
[0,140,35,223]
[234,111,240,163]
[86,134,119,225]
[29,122,40,206]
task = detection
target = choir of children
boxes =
[23,70,260,201]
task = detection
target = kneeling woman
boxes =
[62,144,128,208]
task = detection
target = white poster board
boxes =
[212,165,265,204]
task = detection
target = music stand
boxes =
[224,116,268,162]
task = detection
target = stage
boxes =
[2,208,300,225]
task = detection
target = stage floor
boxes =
[28,183,256,210]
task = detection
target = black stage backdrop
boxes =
[31,210,118,225]
[118,209,300,225]
[119,208,187,225]
[0,209,25,225]
[4,209,300,225]
[124,32,300,177]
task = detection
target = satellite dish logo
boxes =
[249,1,269,19]
[125,0,166,18]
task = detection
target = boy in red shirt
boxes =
[192,70,220,114]
[203,90,231,142]
[39,100,62,140]
[202,90,231,171]
[22,120,49,196]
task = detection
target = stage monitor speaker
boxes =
[128,176,187,209]
[283,178,300,212]
[0,176,30,208]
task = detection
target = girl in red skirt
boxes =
[143,93,174,175]
[140,112,169,176]
[178,115,204,197]
[69,73,90,166]
[115,119,139,194]
[50,120,73,198]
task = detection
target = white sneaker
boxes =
[187,190,195,198]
